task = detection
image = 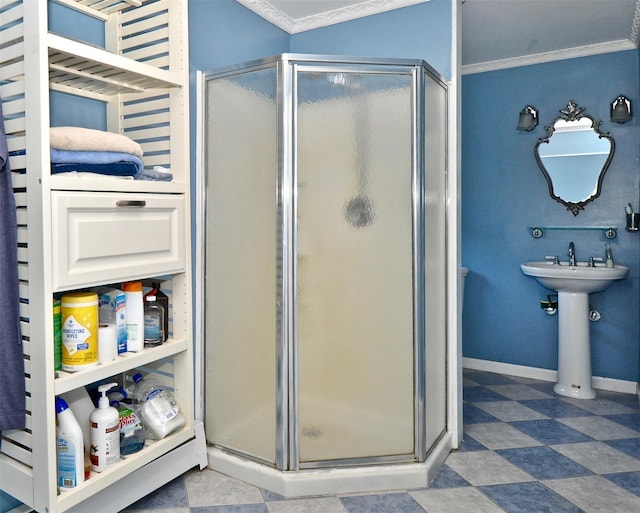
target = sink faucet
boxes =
[568,241,576,266]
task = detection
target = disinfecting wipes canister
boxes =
[61,292,99,372]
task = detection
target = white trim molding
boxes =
[463,357,638,396]
[236,0,430,34]
[462,39,637,75]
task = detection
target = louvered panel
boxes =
[140,139,170,154]
[11,175,26,192]
[122,111,170,131]
[17,226,27,244]
[122,96,170,117]
[141,154,170,168]
[18,262,28,282]
[19,282,29,299]
[1,40,26,66]
[119,0,166,28]
[0,60,25,82]
[0,1,23,27]
[4,116,26,138]
[124,124,170,141]
[2,98,25,118]
[0,78,26,100]
[0,438,33,467]
[14,192,27,209]
[14,209,27,227]
[20,320,29,339]
[119,9,168,39]
[7,135,27,154]
[127,54,169,71]
[124,45,170,68]
[4,429,31,449]
[0,23,24,49]
[19,302,30,320]
[9,154,26,170]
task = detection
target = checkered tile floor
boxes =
[122,369,640,512]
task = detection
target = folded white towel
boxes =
[50,126,143,158]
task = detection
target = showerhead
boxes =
[344,195,374,228]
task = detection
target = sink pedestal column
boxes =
[555,291,596,399]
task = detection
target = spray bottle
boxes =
[90,382,120,472]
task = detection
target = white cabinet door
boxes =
[52,191,185,291]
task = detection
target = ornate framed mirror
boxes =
[534,100,615,216]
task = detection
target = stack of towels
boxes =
[50,126,173,181]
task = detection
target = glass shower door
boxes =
[294,69,416,465]
[204,66,278,464]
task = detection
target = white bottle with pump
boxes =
[90,382,120,472]
[56,396,85,490]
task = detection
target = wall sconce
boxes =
[517,105,538,131]
[610,95,632,124]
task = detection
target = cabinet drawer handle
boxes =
[116,200,146,208]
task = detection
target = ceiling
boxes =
[236,0,640,73]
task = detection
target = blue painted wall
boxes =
[290,0,451,79]
[462,50,640,382]
[188,0,289,72]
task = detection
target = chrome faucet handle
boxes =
[545,255,560,264]
[588,257,604,267]
[568,241,576,266]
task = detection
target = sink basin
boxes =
[521,259,629,399]
[521,261,629,293]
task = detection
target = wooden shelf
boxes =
[53,0,144,20]
[54,338,189,395]
[48,33,182,99]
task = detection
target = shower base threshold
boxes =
[206,435,454,498]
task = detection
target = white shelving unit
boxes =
[0,1,206,512]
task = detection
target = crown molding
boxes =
[462,39,638,75]
[236,0,429,34]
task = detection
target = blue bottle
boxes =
[113,401,145,455]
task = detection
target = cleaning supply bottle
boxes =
[131,373,185,440]
[147,281,169,341]
[113,400,146,455]
[123,281,144,352]
[56,396,85,490]
[90,383,120,472]
[143,294,164,347]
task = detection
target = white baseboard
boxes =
[463,357,638,395]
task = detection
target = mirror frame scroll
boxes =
[534,100,615,216]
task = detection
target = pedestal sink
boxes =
[521,261,628,399]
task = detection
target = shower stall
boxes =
[200,54,451,496]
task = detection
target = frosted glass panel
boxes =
[296,71,415,462]
[204,68,277,464]
[424,73,448,450]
